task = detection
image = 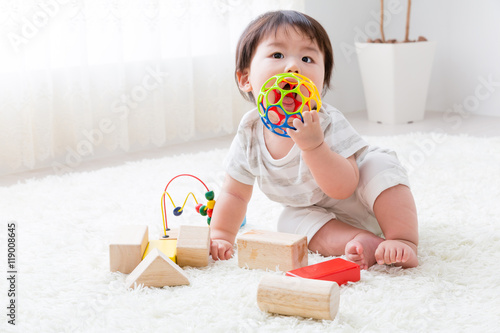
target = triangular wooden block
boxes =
[126,248,189,289]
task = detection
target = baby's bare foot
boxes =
[345,232,384,270]
[374,240,419,268]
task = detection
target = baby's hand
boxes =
[210,238,234,261]
[287,111,324,151]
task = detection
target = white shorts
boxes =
[276,146,410,243]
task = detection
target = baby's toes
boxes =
[395,247,404,263]
[384,248,395,264]
[374,244,385,265]
[401,248,410,263]
[346,252,363,261]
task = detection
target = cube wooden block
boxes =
[237,229,308,272]
[176,225,210,267]
[109,225,149,273]
[286,258,360,285]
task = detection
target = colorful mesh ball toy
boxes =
[257,73,322,137]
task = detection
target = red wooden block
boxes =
[285,258,360,285]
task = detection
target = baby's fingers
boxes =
[210,239,234,261]
[210,240,220,260]
[310,110,320,123]
[302,111,319,124]
[301,111,312,124]
[291,116,304,130]
[222,246,234,260]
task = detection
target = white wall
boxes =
[305,0,500,117]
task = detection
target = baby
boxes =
[209,10,418,269]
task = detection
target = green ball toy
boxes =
[257,73,322,137]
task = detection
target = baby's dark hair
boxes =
[235,10,334,103]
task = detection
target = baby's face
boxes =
[238,26,325,102]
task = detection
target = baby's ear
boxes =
[236,69,252,92]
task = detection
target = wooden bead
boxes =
[206,199,215,209]
[205,190,214,200]
[173,206,183,216]
[195,203,203,213]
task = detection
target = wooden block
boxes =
[126,248,189,289]
[237,230,307,272]
[143,239,177,263]
[176,225,210,267]
[286,258,360,285]
[257,275,339,320]
[109,225,148,273]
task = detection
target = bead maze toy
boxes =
[161,173,245,235]
[161,174,216,237]
[110,174,216,289]
[110,173,248,289]
[257,73,322,137]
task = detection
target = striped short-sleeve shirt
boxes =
[224,104,369,207]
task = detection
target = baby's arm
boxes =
[210,174,253,260]
[288,111,359,199]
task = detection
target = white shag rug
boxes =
[1,133,500,333]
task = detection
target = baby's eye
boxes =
[272,53,284,59]
[302,56,312,63]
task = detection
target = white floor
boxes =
[2,111,499,186]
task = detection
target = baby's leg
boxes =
[309,219,384,270]
[373,184,419,268]
[355,146,419,268]
[277,204,385,269]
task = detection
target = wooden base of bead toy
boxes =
[286,258,360,285]
[143,239,177,263]
[257,275,340,321]
[161,228,179,239]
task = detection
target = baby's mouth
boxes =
[282,93,296,110]
[282,83,297,112]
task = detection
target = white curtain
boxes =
[0,0,304,176]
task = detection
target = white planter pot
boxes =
[356,41,436,124]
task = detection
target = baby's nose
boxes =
[285,61,300,74]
